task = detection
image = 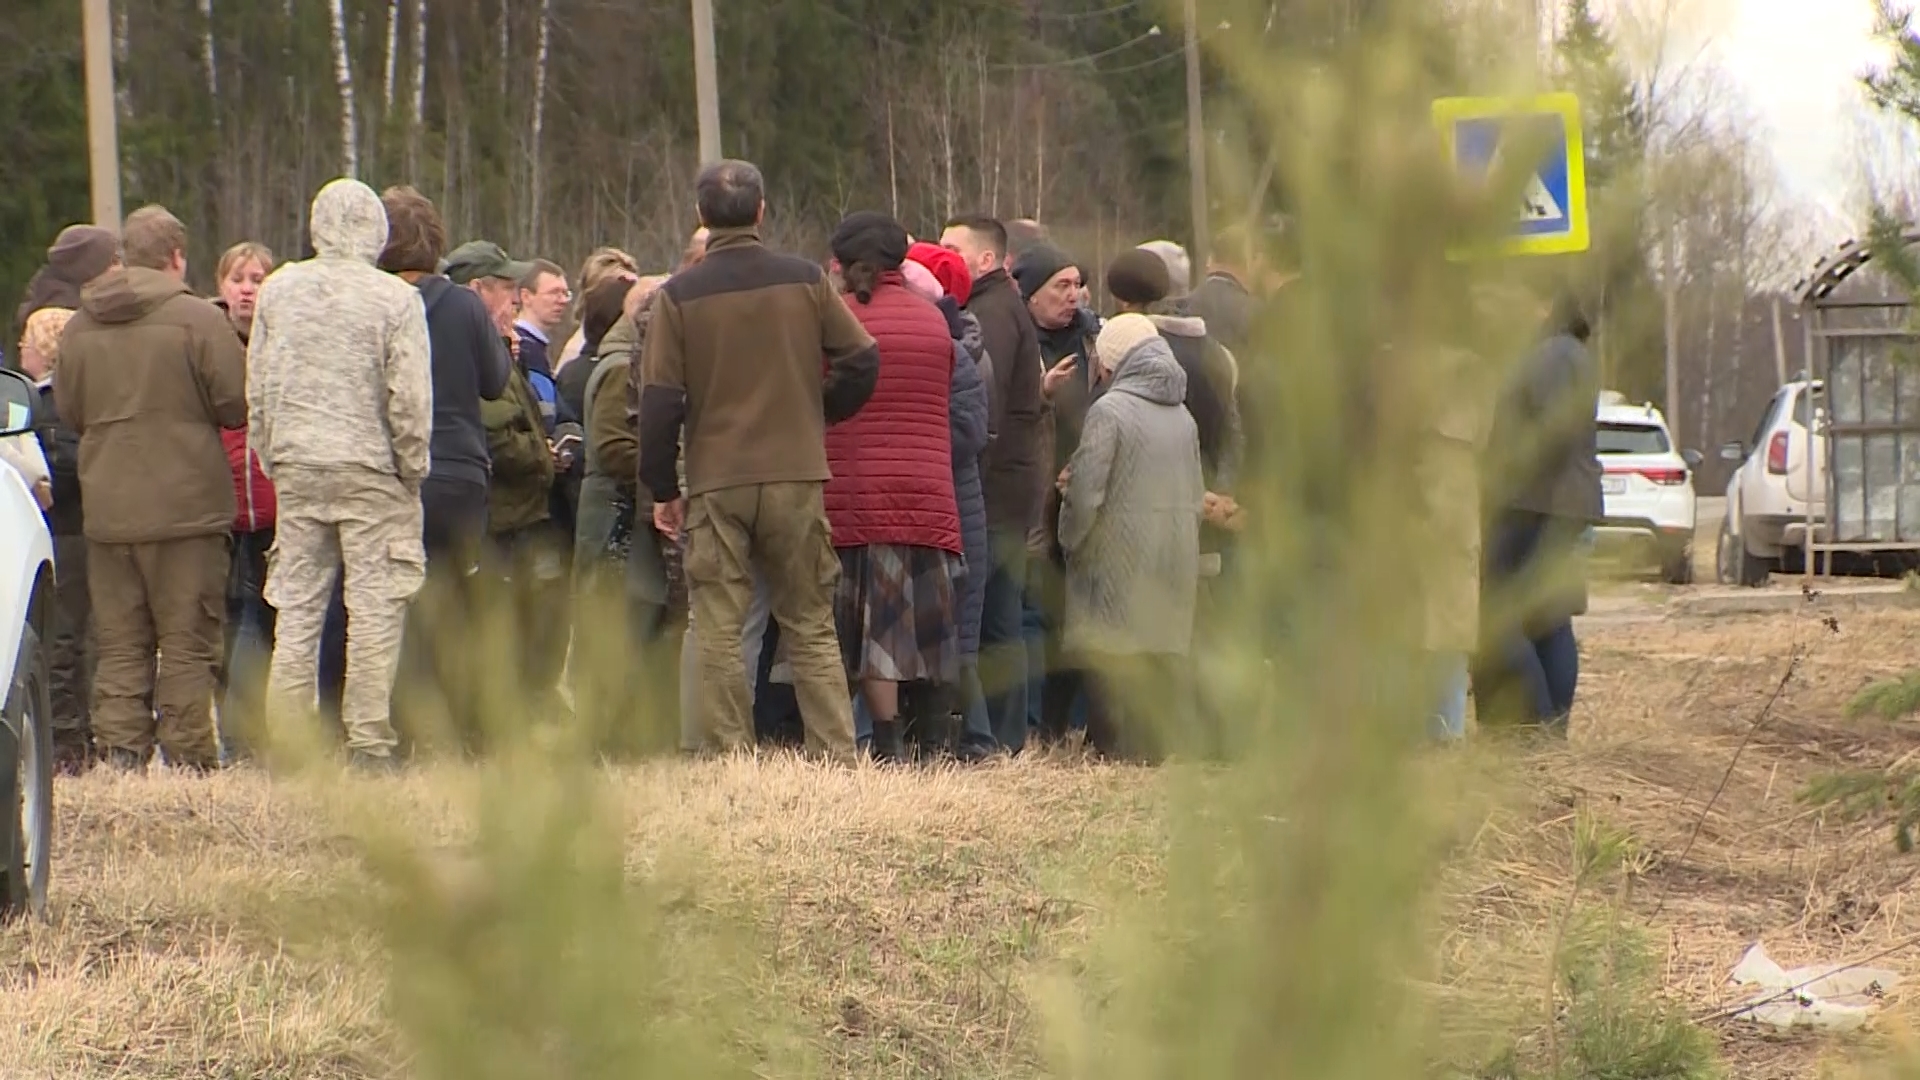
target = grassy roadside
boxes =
[10,600,1920,1080]
[0,754,1163,1079]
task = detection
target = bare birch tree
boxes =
[383,0,400,117]
[329,0,358,178]
[197,0,219,111]
[409,0,427,181]
[529,0,554,249]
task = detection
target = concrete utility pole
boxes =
[691,0,721,163]
[83,0,123,227]
[1183,0,1209,280]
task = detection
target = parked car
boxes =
[1716,379,1825,587]
[0,367,52,919]
[1594,394,1700,584]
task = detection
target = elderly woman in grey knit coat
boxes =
[1057,313,1204,762]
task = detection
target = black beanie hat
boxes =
[1105,248,1171,306]
[1012,244,1075,301]
[829,211,909,272]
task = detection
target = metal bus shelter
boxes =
[1793,230,1920,578]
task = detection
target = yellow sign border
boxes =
[1433,92,1589,258]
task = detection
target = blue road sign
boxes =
[1433,93,1589,257]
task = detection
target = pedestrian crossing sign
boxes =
[1434,92,1589,258]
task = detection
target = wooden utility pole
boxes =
[1183,0,1209,280]
[83,0,122,227]
[691,0,721,163]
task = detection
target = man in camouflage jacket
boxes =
[247,178,433,766]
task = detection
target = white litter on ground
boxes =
[1726,942,1901,1031]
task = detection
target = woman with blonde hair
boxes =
[213,241,279,763]
[19,306,93,770]
[555,246,640,371]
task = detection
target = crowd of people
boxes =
[6,155,1601,774]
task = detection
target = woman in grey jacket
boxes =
[1058,313,1204,762]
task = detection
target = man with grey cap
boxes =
[15,224,121,337]
[249,178,433,769]
[443,239,573,717]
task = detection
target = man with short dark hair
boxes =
[58,204,245,772]
[939,213,1044,752]
[638,158,879,763]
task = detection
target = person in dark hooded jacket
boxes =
[1474,295,1603,734]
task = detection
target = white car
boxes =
[0,367,53,920]
[1716,379,1824,587]
[1595,393,1700,584]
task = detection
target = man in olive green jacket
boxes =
[57,206,246,771]
[451,242,569,712]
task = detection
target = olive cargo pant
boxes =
[682,482,854,764]
[88,533,228,767]
[265,467,426,757]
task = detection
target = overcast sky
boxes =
[1696,0,1889,228]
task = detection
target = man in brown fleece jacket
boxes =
[636,159,879,763]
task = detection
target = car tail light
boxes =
[1603,466,1689,485]
[1766,431,1790,475]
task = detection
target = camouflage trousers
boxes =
[264,467,425,756]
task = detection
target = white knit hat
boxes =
[1094,312,1161,376]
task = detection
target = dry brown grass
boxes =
[4,603,1920,1078]
[1444,604,1920,1079]
[0,749,1160,1079]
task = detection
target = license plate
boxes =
[1602,476,1627,495]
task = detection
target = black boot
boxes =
[103,746,148,775]
[870,720,906,764]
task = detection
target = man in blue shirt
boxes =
[514,259,573,429]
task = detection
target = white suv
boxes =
[1715,379,1825,586]
[1595,394,1700,584]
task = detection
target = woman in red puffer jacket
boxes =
[214,242,278,763]
[824,212,961,761]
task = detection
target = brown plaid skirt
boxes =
[834,544,959,683]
